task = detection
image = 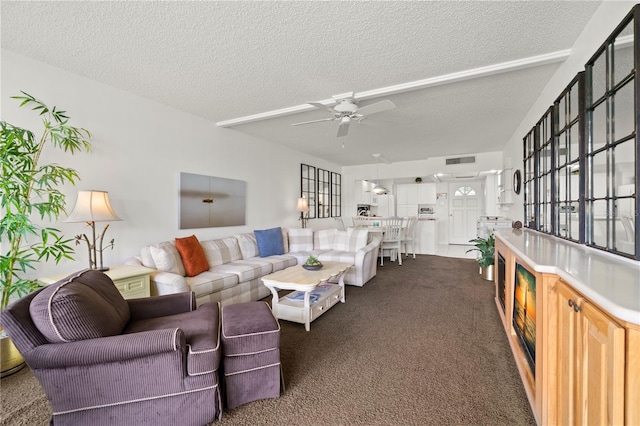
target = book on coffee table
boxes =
[285,284,333,303]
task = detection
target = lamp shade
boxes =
[296,197,309,212]
[65,190,122,223]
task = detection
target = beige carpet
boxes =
[1,255,535,425]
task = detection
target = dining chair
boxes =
[402,216,418,259]
[380,216,404,266]
[352,217,369,227]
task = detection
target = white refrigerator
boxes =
[375,194,396,217]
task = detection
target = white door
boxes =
[449,181,482,244]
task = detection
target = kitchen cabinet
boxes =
[397,184,437,204]
[552,279,625,426]
[355,180,377,205]
[417,183,437,203]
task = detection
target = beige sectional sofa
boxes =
[127,227,380,306]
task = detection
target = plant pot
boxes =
[302,264,323,271]
[480,264,494,281]
[1,332,25,377]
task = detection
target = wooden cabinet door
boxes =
[578,302,625,426]
[556,282,579,425]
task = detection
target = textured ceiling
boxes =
[1,1,602,166]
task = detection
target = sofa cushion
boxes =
[288,228,313,252]
[254,227,285,257]
[258,254,297,272]
[124,302,220,376]
[201,237,243,267]
[149,241,186,276]
[30,270,130,343]
[316,250,357,265]
[315,228,337,250]
[186,271,239,299]
[211,259,273,282]
[175,235,210,277]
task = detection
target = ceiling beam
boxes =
[216,48,571,128]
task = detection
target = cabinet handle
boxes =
[568,299,575,307]
[573,304,582,313]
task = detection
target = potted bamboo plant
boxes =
[0,92,92,376]
[466,234,495,281]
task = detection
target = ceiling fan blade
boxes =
[291,117,336,126]
[337,120,350,137]
[308,102,336,114]
[357,99,396,116]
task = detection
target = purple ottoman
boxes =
[221,301,283,409]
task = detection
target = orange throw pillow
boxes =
[175,235,210,277]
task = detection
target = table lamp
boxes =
[296,196,310,228]
[65,190,121,271]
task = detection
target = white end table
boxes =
[38,265,153,299]
[262,261,352,331]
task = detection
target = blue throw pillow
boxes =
[254,227,284,257]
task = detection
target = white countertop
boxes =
[494,228,640,325]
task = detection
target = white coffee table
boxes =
[261,261,352,331]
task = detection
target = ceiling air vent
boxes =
[446,156,476,165]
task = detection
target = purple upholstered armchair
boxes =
[0,269,221,426]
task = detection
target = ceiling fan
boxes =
[291,92,396,137]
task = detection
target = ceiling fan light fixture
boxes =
[372,185,388,195]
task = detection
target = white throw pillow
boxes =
[288,228,314,252]
[315,229,337,250]
[333,231,349,251]
[149,242,186,276]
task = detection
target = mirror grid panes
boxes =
[585,14,636,256]
[523,128,537,229]
[537,109,553,233]
[553,74,582,242]
[331,172,342,217]
[300,164,316,219]
[317,168,331,218]
[524,6,638,260]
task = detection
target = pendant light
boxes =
[372,154,388,195]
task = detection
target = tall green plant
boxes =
[0,92,92,309]
[466,234,495,268]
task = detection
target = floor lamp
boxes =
[297,196,309,228]
[65,190,122,271]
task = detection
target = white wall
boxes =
[1,50,340,278]
[501,1,638,222]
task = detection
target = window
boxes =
[454,186,476,196]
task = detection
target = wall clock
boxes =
[513,169,522,195]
